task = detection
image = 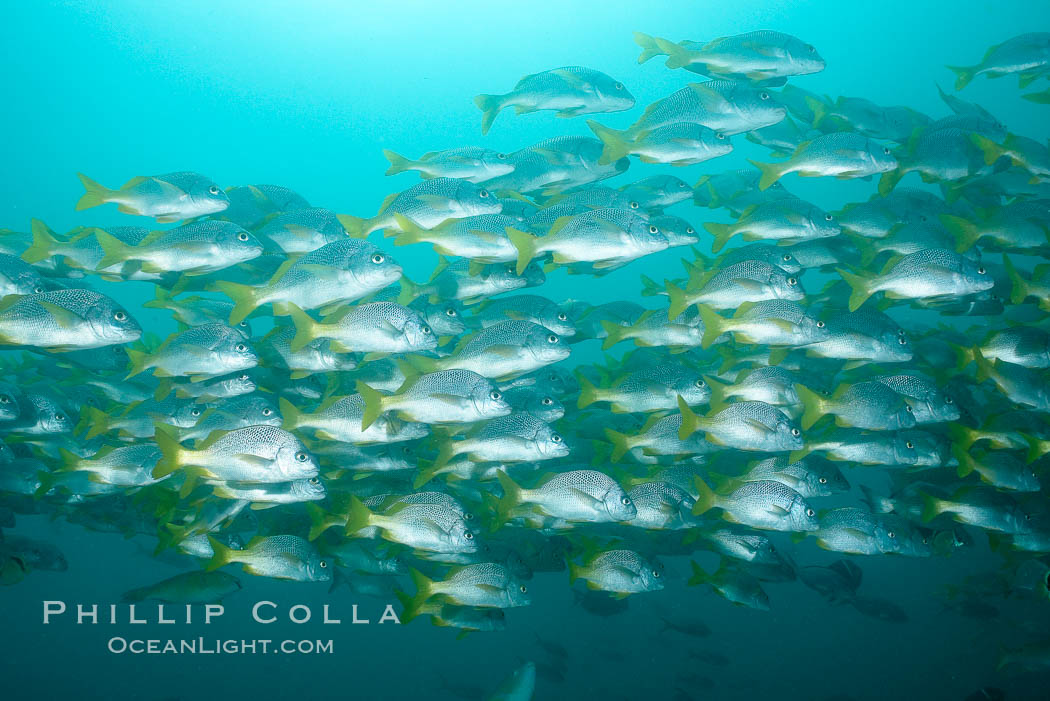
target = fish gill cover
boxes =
[2,2,1050,700]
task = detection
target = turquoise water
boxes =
[3,2,1050,700]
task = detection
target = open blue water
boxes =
[3,2,1050,700]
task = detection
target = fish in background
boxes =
[474,67,635,134]
[3,23,1050,693]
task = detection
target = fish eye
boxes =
[649,225,659,234]
[191,408,201,417]
[824,214,834,221]
[787,277,797,285]
[295,451,309,462]
[898,337,908,345]
[421,325,432,335]
[806,44,815,52]
[614,82,624,90]
[239,321,248,328]
[686,227,695,234]
[445,307,457,317]
[715,132,726,140]
[887,531,896,539]
[490,390,502,401]
[237,232,250,241]
[371,253,385,264]
[905,441,914,449]
[464,512,475,521]
[904,404,912,412]
[620,496,631,506]
[629,201,640,209]
[806,508,815,517]
[239,374,249,380]
[557,312,568,321]
[694,379,706,388]
[791,428,801,436]
[977,267,985,275]
[819,477,827,484]
[944,396,953,404]
[0,395,8,404]
[209,186,221,195]
[464,531,474,540]
[236,343,248,352]
[520,585,528,593]
[113,311,127,321]
[319,560,327,569]
[547,334,559,343]
[506,266,516,275]
[55,413,66,422]
[551,434,562,443]
[816,320,825,328]
[883,147,892,155]
[497,152,508,160]
[33,286,44,293]
[760,92,770,100]
[478,189,490,198]
[542,397,553,405]
[782,254,793,261]
[309,477,319,485]
[262,408,273,416]
[652,569,661,578]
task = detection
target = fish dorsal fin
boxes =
[120,176,149,190]
[266,254,302,285]
[377,192,399,214]
[428,256,450,282]
[195,429,226,451]
[731,301,756,319]
[547,216,575,236]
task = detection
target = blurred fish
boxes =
[475,66,634,134]
[122,571,241,603]
[75,172,229,221]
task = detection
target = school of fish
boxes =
[3,27,1050,690]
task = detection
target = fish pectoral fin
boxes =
[609,565,641,581]
[296,263,338,276]
[484,344,522,358]
[840,527,870,540]
[37,301,83,329]
[767,318,801,333]
[772,472,804,490]
[232,454,273,468]
[742,417,776,435]
[466,228,504,244]
[550,68,589,88]
[729,278,766,293]
[765,504,791,517]
[430,393,468,407]
[475,583,505,594]
[567,487,602,508]
[179,343,216,358]
[284,224,318,239]
[416,194,456,209]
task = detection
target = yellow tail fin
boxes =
[75,173,112,211]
